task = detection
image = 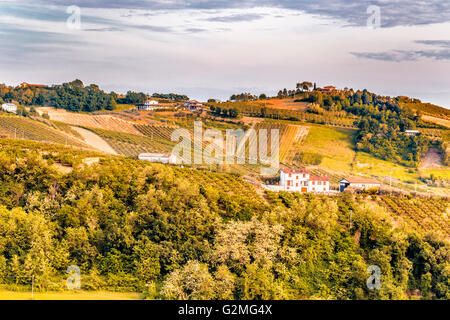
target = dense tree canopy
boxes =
[0,139,448,299]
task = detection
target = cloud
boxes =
[84,27,122,32]
[351,39,450,62]
[184,27,207,33]
[20,0,450,27]
[414,40,450,48]
[350,51,421,62]
[204,13,265,23]
[351,46,450,62]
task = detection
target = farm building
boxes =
[264,168,330,193]
[18,82,48,89]
[1,103,18,114]
[339,177,381,192]
[185,100,204,112]
[317,86,338,93]
[404,130,420,136]
[138,153,178,164]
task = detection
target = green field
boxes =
[299,124,357,172]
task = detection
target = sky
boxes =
[0,0,449,107]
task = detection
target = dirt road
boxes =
[71,127,118,155]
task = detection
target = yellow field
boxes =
[248,98,310,111]
[299,125,357,172]
[0,290,143,300]
[422,115,450,128]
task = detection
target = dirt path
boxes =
[71,127,118,155]
[420,148,444,169]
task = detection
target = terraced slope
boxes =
[0,116,89,148]
[378,196,449,237]
[85,127,176,157]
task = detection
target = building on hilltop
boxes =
[339,177,381,192]
[18,82,48,89]
[138,100,175,111]
[185,100,204,112]
[317,86,338,93]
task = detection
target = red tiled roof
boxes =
[341,177,380,184]
[20,82,47,88]
[280,167,310,174]
[309,175,330,181]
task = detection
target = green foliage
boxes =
[295,152,324,165]
[0,139,448,299]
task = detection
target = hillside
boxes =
[0,115,90,148]
[4,105,448,196]
[0,138,448,300]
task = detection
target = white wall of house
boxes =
[280,170,310,192]
[1,103,17,114]
[279,170,330,193]
[138,153,177,164]
[339,179,380,192]
[308,179,330,193]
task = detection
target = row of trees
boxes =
[151,93,189,101]
[0,80,117,112]
[0,80,190,112]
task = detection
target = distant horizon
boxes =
[1,1,449,108]
[3,79,449,109]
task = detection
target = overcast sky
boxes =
[0,0,449,107]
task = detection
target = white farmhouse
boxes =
[339,177,381,192]
[138,153,178,164]
[1,103,18,114]
[139,100,161,111]
[278,168,330,193]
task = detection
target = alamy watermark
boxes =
[170,121,280,175]
[66,5,81,30]
[66,265,81,290]
[367,5,381,29]
[366,265,381,290]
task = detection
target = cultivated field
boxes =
[37,107,142,135]
[248,98,311,111]
[299,125,357,172]
[378,196,449,237]
[0,115,89,148]
[422,115,450,128]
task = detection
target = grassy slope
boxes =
[299,124,356,172]
[295,124,449,195]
